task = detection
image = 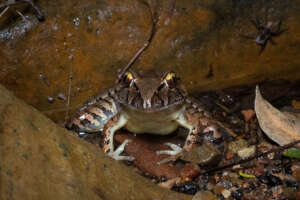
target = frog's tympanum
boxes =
[67,70,219,163]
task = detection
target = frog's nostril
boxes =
[143,99,152,109]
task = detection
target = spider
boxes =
[242,17,287,54]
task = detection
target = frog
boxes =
[67,70,221,163]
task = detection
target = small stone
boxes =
[181,142,221,165]
[47,96,55,103]
[180,164,201,181]
[192,191,218,200]
[231,189,243,200]
[237,145,256,159]
[228,139,248,154]
[221,189,231,198]
[291,162,300,181]
[57,93,67,100]
[178,182,199,195]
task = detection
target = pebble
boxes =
[192,191,218,200]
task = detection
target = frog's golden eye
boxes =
[125,72,133,81]
[163,72,176,88]
[165,72,176,81]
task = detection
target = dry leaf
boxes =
[292,100,300,110]
[241,109,255,122]
[255,86,300,146]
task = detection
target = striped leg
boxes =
[102,114,134,161]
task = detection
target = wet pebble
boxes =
[258,172,282,187]
[176,181,199,195]
[285,180,299,189]
[47,96,55,103]
[231,189,243,200]
[57,93,67,100]
[192,191,218,200]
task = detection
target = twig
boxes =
[0,5,9,18]
[117,0,158,82]
[65,56,73,124]
[164,0,176,25]
[201,140,300,174]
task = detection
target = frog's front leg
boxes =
[102,113,134,161]
[156,110,204,165]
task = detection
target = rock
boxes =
[192,191,218,200]
[228,139,248,154]
[114,133,181,179]
[180,164,201,181]
[0,84,192,200]
[181,142,221,166]
[237,145,256,159]
[0,0,300,123]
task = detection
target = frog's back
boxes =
[67,86,120,133]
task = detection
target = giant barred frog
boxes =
[67,70,221,163]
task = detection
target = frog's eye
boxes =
[163,72,176,88]
[125,72,133,81]
[124,72,136,87]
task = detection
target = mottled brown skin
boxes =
[67,70,219,162]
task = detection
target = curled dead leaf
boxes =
[255,86,300,146]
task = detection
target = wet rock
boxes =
[181,142,222,166]
[176,181,199,195]
[0,84,192,200]
[0,0,300,123]
[258,172,283,187]
[114,134,181,179]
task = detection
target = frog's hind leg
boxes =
[102,114,134,161]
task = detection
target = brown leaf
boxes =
[255,86,300,146]
[241,109,255,122]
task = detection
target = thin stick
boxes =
[164,0,176,25]
[117,0,157,82]
[65,56,73,123]
[0,5,9,18]
[201,140,300,174]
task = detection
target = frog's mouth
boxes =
[119,99,185,113]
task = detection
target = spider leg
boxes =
[271,28,288,36]
[258,42,267,55]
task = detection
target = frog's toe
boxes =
[156,142,182,156]
[108,139,135,161]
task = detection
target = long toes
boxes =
[156,143,182,156]
[114,139,132,155]
[164,142,182,152]
[108,139,134,161]
[156,150,178,156]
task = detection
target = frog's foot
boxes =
[157,142,182,155]
[107,139,135,161]
[156,143,183,165]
